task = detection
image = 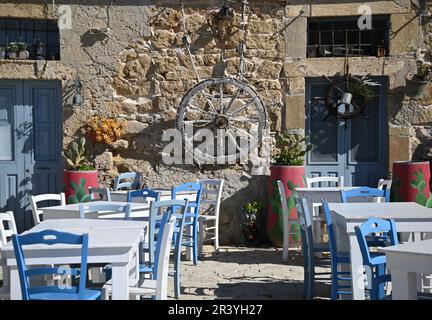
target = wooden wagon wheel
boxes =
[324,75,369,120]
[176,77,267,164]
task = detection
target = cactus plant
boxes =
[62,137,95,171]
[68,178,91,204]
[410,169,432,208]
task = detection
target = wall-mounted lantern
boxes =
[72,74,84,106]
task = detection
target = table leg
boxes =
[391,270,417,300]
[111,263,130,300]
[10,266,22,300]
[349,233,366,300]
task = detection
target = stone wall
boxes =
[0,0,431,244]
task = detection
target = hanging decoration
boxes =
[176,1,267,165]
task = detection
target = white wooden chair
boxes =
[0,211,17,299]
[102,216,176,300]
[376,179,392,203]
[30,193,66,226]
[305,176,344,243]
[197,179,224,256]
[277,181,301,262]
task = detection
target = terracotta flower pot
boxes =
[267,165,304,247]
[392,161,432,207]
[63,170,98,204]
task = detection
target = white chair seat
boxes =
[103,279,157,298]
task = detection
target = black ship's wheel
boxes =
[324,75,371,120]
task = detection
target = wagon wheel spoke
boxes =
[183,119,214,128]
[197,90,219,115]
[227,100,254,117]
[223,88,242,114]
[186,104,216,118]
[230,116,260,123]
[229,125,255,139]
[226,130,242,153]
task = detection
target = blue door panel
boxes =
[305,77,388,187]
[0,80,62,231]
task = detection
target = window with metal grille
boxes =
[307,15,389,58]
[0,18,60,60]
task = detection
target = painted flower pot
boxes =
[392,161,432,208]
[268,165,304,247]
[63,170,98,204]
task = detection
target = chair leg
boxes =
[193,219,198,265]
[377,264,386,299]
[214,219,219,253]
[331,264,338,300]
[198,218,204,258]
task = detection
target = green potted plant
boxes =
[406,61,431,99]
[7,42,29,60]
[267,132,311,247]
[62,137,98,204]
[241,201,263,244]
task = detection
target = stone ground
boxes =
[168,245,331,300]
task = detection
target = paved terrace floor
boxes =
[171,246,331,300]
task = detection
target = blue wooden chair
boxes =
[322,199,352,299]
[139,199,188,299]
[341,187,390,203]
[79,203,132,219]
[113,172,141,191]
[171,182,203,266]
[354,217,398,300]
[127,188,160,203]
[294,197,330,300]
[11,229,101,300]
[88,187,112,201]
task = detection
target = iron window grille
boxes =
[307,15,390,58]
[0,18,60,60]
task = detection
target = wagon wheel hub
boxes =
[215,114,229,129]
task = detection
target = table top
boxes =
[40,201,149,212]
[380,239,432,257]
[111,189,197,196]
[296,187,360,192]
[1,219,145,254]
[329,202,432,221]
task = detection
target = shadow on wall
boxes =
[220,174,270,246]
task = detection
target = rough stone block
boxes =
[284,95,305,129]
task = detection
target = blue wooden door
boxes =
[305,77,388,187]
[0,80,62,231]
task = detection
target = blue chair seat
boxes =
[29,287,101,300]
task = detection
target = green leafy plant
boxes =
[348,80,376,100]
[7,42,27,52]
[415,62,432,82]
[68,178,91,204]
[62,137,95,171]
[273,133,312,166]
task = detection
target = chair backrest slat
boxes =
[79,203,132,219]
[0,211,17,247]
[127,188,160,203]
[172,182,203,218]
[113,172,141,191]
[197,179,224,217]
[11,229,89,300]
[321,199,338,256]
[341,187,389,203]
[30,193,66,225]
[306,176,344,188]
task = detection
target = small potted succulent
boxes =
[406,61,431,99]
[62,137,98,204]
[7,42,30,60]
[241,201,263,244]
[267,132,311,247]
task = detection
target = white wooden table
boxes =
[329,202,432,300]
[41,201,150,220]
[1,219,146,300]
[380,239,432,300]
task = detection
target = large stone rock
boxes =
[95,151,114,171]
[152,29,176,49]
[124,120,148,136]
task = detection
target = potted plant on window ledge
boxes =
[7,42,30,60]
[405,61,431,99]
[267,132,311,247]
[62,137,98,204]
